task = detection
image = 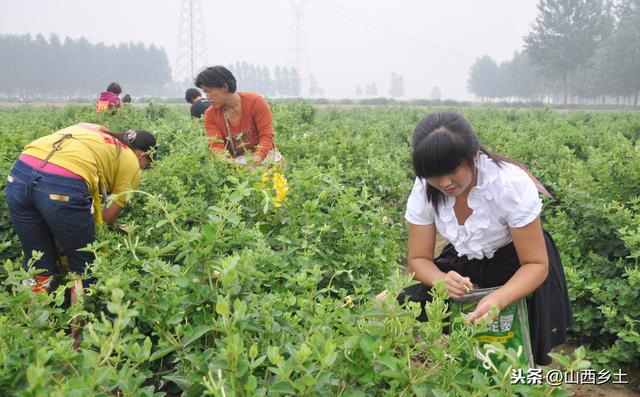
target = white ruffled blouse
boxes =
[405,154,542,260]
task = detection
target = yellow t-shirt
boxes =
[22,123,141,211]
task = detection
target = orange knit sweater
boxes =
[203,92,274,159]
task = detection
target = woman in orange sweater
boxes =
[195,66,283,165]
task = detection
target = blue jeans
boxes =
[5,160,95,278]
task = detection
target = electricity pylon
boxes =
[175,0,208,83]
[286,0,310,96]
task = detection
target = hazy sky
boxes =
[1,0,540,100]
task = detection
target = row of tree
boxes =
[467,0,640,107]
[354,73,406,98]
[0,33,172,98]
[226,62,304,97]
[0,33,320,99]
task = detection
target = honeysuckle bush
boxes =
[0,103,637,395]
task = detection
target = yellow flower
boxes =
[271,171,289,207]
[343,295,354,308]
[261,169,289,208]
[261,170,271,185]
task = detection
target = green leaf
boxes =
[227,213,241,225]
[149,346,177,362]
[376,354,399,371]
[342,389,367,397]
[269,381,296,394]
[574,345,586,361]
[358,368,374,383]
[208,355,230,370]
[181,325,211,348]
[34,310,49,325]
[216,301,230,316]
[411,384,429,397]
[321,352,337,367]
[249,343,259,360]
[244,375,258,393]
[358,335,374,358]
[267,346,282,365]
[236,358,250,378]
[549,388,574,397]
[162,375,192,391]
[547,352,570,368]
[360,308,386,318]
[106,302,120,314]
[251,355,266,369]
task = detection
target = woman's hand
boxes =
[101,203,123,224]
[465,292,504,323]
[375,290,388,300]
[444,271,472,300]
[250,153,263,165]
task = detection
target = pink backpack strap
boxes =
[514,162,552,198]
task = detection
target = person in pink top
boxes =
[96,82,122,114]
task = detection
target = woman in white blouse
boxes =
[399,111,572,365]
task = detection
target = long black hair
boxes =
[412,112,502,214]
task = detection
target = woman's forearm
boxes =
[408,258,447,287]
[101,203,122,224]
[494,262,548,308]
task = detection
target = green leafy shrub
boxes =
[1,104,638,395]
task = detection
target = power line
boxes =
[257,0,471,71]
[313,0,475,61]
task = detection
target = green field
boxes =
[1,103,638,396]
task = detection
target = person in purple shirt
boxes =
[96,82,122,114]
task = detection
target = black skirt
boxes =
[397,230,573,366]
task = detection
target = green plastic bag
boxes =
[451,286,535,369]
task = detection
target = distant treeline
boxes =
[0,33,172,98]
[467,0,640,107]
[0,33,308,99]
[226,61,302,97]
